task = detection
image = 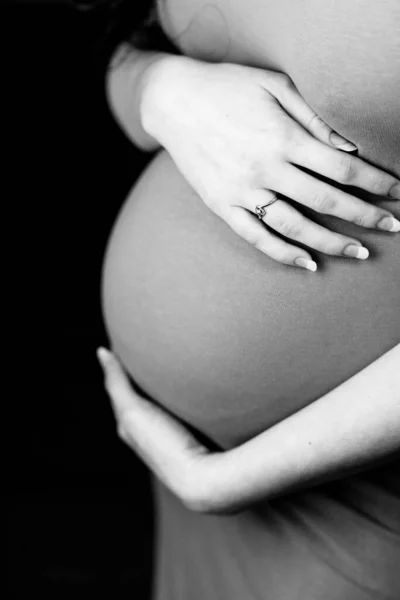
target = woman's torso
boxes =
[159,0,400,174]
[102,1,400,597]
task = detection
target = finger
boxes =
[279,165,400,231]
[97,347,140,419]
[96,348,208,499]
[225,204,317,271]
[290,135,400,200]
[263,72,357,151]
[260,198,369,258]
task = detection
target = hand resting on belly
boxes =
[97,345,400,514]
[140,55,400,269]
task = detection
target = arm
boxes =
[198,344,400,513]
[106,47,400,269]
[97,344,400,515]
[106,44,171,151]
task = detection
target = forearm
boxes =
[99,343,399,514]
[199,344,400,513]
[106,45,177,151]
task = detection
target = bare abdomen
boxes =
[102,150,400,449]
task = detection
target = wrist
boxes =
[140,54,199,143]
[106,47,175,151]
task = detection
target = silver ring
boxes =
[254,196,279,219]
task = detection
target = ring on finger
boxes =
[254,195,280,219]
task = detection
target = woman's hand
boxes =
[97,348,215,512]
[97,346,400,515]
[142,57,400,270]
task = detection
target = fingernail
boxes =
[97,347,111,366]
[389,184,400,199]
[376,216,400,232]
[342,244,369,259]
[294,257,318,271]
[329,132,358,152]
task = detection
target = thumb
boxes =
[97,347,140,416]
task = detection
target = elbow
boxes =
[181,488,246,516]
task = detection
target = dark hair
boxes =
[71,0,180,65]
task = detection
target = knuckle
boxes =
[248,159,267,185]
[267,247,294,264]
[370,174,388,194]
[351,211,374,228]
[267,71,292,90]
[278,119,295,145]
[280,253,298,266]
[277,72,292,89]
[321,239,343,255]
[254,236,282,257]
[274,217,303,239]
[309,114,327,133]
[320,247,335,256]
[267,120,296,157]
[253,236,267,250]
[230,218,265,247]
[233,221,258,244]
[312,192,337,214]
[336,154,356,183]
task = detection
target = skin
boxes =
[108,50,400,271]
[101,11,400,511]
[140,55,400,269]
[97,345,399,515]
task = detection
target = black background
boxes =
[6,1,155,598]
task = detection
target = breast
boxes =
[101,150,400,450]
[156,0,232,62]
[159,0,400,176]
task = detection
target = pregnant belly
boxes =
[102,150,399,450]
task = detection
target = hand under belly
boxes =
[102,150,400,450]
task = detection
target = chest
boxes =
[157,0,400,174]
